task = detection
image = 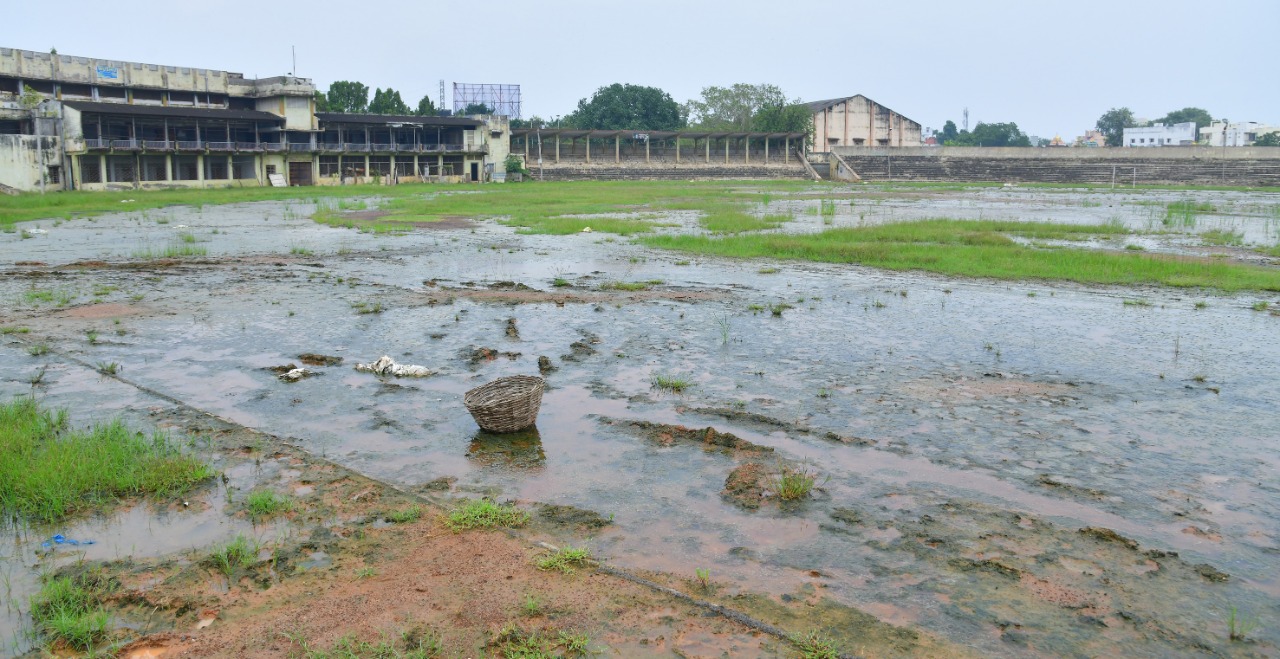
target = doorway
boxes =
[470,162,479,182]
[288,161,313,186]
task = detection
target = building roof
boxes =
[804,94,921,127]
[509,128,807,139]
[316,112,483,127]
[62,100,282,122]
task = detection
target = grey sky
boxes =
[5,0,1277,138]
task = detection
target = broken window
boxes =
[80,156,102,183]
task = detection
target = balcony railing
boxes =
[236,142,262,151]
[84,138,109,149]
[111,139,140,150]
[261,143,286,152]
[287,143,312,152]
[177,141,202,151]
[143,140,172,151]
[207,141,235,151]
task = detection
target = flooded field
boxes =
[2,182,1278,657]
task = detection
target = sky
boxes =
[4,0,1277,139]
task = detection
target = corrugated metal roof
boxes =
[62,100,282,122]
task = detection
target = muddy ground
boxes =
[2,184,1278,657]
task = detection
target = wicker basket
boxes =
[464,375,546,433]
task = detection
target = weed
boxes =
[1194,301,1209,309]
[1202,229,1244,247]
[1192,374,1208,383]
[1123,299,1153,307]
[791,630,841,659]
[27,343,50,356]
[774,463,823,501]
[536,546,591,574]
[1,326,30,334]
[285,621,442,658]
[715,314,731,344]
[1125,243,1145,251]
[1228,605,1259,642]
[819,199,837,218]
[351,300,384,314]
[695,568,711,590]
[177,231,197,244]
[29,573,114,652]
[85,330,99,345]
[0,397,212,522]
[354,567,377,579]
[674,259,691,265]
[758,266,780,274]
[28,366,47,387]
[770,302,793,317]
[444,498,529,531]
[557,630,590,654]
[747,303,766,313]
[24,289,75,306]
[651,374,694,392]
[522,593,542,617]
[551,277,571,287]
[384,504,423,524]
[816,388,831,399]
[245,489,294,519]
[1252,301,1270,311]
[289,245,314,256]
[208,535,259,577]
[600,280,657,291]
[95,361,119,376]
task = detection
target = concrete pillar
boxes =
[765,138,769,164]
[745,137,749,164]
[615,134,619,163]
[524,136,529,161]
[364,155,370,180]
[196,154,205,187]
[645,138,649,163]
[724,138,729,164]
[414,154,420,179]
[437,154,443,178]
[705,137,709,163]
[165,154,172,182]
[555,136,560,163]
[675,137,680,163]
[585,136,590,163]
[785,137,790,164]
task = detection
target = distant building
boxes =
[1074,130,1106,147]
[806,95,921,149]
[1122,122,1196,147]
[1200,121,1280,147]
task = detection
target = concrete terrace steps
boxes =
[838,155,1280,186]
[531,165,809,182]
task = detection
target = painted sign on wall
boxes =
[95,66,118,80]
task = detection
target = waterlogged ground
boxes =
[2,183,1279,657]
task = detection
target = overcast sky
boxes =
[5,0,1277,138]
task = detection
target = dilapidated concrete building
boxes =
[0,47,507,191]
[807,95,921,150]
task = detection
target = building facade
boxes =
[1200,121,1280,147]
[0,47,507,192]
[807,95,921,150]
[1122,122,1197,147]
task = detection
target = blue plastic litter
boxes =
[41,534,95,548]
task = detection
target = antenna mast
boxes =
[439,80,446,115]
[963,107,969,132]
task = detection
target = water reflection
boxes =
[466,427,545,470]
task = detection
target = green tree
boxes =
[1154,107,1213,130]
[938,120,959,144]
[510,115,546,129]
[564,84,684,130]
[325,81,369,114]
[462,103,493,116]
[685,84,790,131]
[414,94,437,116]
[1096,107,1136,148]
[313,91,330,113]
[968,122,1032,147]
[1254,132,1280,147]
[749,101,811,134]
[368,88,410,115]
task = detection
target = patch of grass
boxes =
[1194,301,1209,309]
[384,504,423,524]
[24,289,75,306]
[1252,301,1270,311]
[28,343,51,356]
[1125,243,1145,251]
[30,573,115,652]
[444,498,529,532]
[522,593,542,617]
[1165,199,1215,227]
[85,330,99,345]
[700,207,786,234]
[177,231,198,244]
[289,245,314,256]
[757,266,780,274]
[0,397,213,522]
[791,630,841,659]
[208,534,259,577]
[1,326,30,334]
[95,361,119,375]
[351,300,384,314]
[536,546,591,574]
[132,243,208,259]
[1202,229,1244,246]
[770,302,793,317]
[600,280,660,291]
[695,567,711,590]
[644,219,1280,292]
[354,567,377,579]
[774,464,822,501]
[551,277,571,287]
[244,489,294,519]
[1123,299,1153,307]
[651,374,694,392]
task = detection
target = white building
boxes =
[1200,121,1280,147]
[1122,122,1197,147]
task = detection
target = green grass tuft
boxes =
[30,573,115,652]
[444,498,529,532]
[536,546,591,574]
[245,489,294,519]
[651,374,694,392]
[0,397,213,522]
[208,534,260,577]
[384,504,423,524]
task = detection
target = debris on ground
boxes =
[722,463,769,510]
[505,317,520,339]
[355,355,432,377]
[463,346,522,366]
[279,367,317,382]
[538,356,556,375]
[298,353,343,366]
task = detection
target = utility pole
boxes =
[962,107,969,132]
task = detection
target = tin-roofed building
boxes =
[806,95,921,150]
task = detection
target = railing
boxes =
[235,142,261,151]
[111,139,140,150]
[318,143,344,151]
[345,144,370,152]
[287,143,312,152]
[207,141,235,151]
[84,138,109,149]
[142,140,172,151]
[370,143,396,152]
[177,141,202,151]
[261,143,286,152]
